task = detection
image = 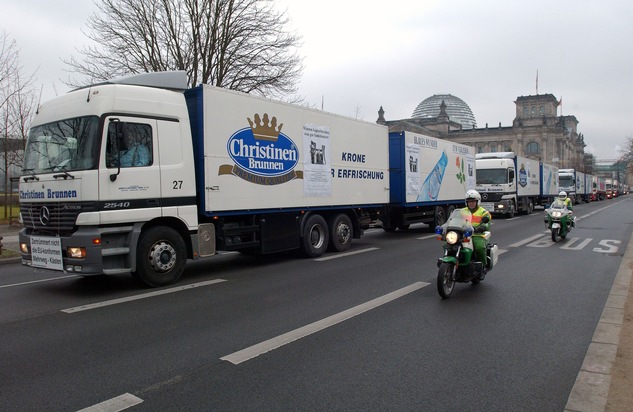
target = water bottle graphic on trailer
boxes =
[417,151,448,201]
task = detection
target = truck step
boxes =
[102,268,133,275]
[99,226,134,235]
[102,247,131,256]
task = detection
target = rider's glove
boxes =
[474,226,486,234]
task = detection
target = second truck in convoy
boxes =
[475,152,559,217]
[558,168,594,204]
[18,71,475,287]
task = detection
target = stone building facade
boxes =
[378,93,587,171]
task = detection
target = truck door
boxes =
[99,117,162,224]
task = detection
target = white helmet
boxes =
[559,191,567,199]
[465,189,481,204]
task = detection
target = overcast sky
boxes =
[2,0,632,160]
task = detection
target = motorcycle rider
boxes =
[556,191,575,228]
[462,190,492,276]
[557,191,573,210]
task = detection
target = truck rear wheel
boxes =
[301,214,329,257]
[136,226,186,287]
[328,213,352,252]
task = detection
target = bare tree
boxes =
[620,135,633,164]
[64,0,303,98]
[1,30,37,218]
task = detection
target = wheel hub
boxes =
[150,242,177,272]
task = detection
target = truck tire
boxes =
[432,206,447,227]
[508,201,515,218]
[328,214,353,252]
[135,226,186,287]
[301,214,329,257]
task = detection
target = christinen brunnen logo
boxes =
[219,113,303,185]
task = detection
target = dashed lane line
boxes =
[61,279,227,313]
[76,393,143,412]
[220,282,430,365]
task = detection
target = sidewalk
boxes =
[0,223,632,410]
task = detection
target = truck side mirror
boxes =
[109,119,123,182]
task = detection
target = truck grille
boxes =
[480,192,503,202]
[21,202,97,236]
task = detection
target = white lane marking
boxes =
[417,234,438,240]
[61,279,227,313]
[509,233,547,248]
[77,393,143,412]
[221,282,430,365]
[0,274,78,289]
[497,249,508,255]
[314,247,379,261]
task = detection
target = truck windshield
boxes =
[559,176,574,187]
[23,116,100,174]
[476,169,507,185]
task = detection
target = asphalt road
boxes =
[0,197,631,411]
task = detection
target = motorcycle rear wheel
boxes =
[437,262,456,299]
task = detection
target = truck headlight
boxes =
[67,247,86,258]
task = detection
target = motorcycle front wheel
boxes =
[551,228,558,242]
[437,262,456,299]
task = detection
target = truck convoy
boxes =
[18,71,475,287]
[474,152,558,217]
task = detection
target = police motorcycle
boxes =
[435,209,498,299]
[545,197,575,242]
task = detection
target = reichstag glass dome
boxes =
[412,94,477,129]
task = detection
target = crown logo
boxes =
[247,113,283,141]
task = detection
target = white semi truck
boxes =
[475,152,558,217]
[558,168,592,203]
[18,71,476,287]
[18,72,391,287]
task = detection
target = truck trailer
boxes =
[17,71,475,287]
[380,131,476,230]
[592,176,606,200]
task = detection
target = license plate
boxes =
[480,202,494,212]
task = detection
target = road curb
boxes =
[564,231,633,412]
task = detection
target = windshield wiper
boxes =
[53,170,75,180]
[51,164,76,180]
[21,168,39,182]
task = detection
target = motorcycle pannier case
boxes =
[486,244,498,270]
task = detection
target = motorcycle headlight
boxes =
[446,231,459,245]
[553,211,562,218]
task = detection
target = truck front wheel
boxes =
[301,214,329,257]
[136,226,186,287]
